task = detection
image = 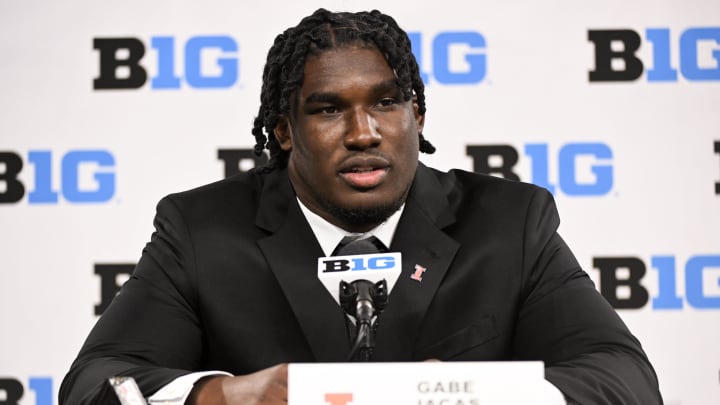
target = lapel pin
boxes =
[411,264,427,282]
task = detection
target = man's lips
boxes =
[338,157,390,189]
[340,167,388,188]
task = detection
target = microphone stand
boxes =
[340,279,388,362]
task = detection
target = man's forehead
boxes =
[285,44,410,115]
[300,47,391,82]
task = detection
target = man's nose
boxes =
[344,109,381,150]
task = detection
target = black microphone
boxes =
[339,279,388,361]
[317,237,401,361]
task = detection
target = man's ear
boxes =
[412,96,425,134]
[273,116,293,151]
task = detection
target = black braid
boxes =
[252,8,435,171]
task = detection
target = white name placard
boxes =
[289,361,562,404]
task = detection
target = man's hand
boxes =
[187,363,288,404]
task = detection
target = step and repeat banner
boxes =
[1,0,718,403]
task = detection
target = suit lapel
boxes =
[373,164,460,360]
[255,170,351,362]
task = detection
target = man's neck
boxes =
[296,198,404,256]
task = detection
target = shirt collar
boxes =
[296,198,404,256]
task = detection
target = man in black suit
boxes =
[60,9,663,405]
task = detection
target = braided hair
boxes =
[251,8,436,171]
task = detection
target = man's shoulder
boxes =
[426,165,548,201]
[421,166,558,231]
[161,168,280,212]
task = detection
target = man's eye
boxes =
[379,98,398,107]
[317,106,338,114]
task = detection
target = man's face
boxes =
[275,45,423,232]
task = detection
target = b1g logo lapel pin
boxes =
[411,264,427,282]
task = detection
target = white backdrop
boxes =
[1,1,719,404]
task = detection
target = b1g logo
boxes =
[588,27,720,82]
[0,150,115,204]
[408,31,486,85]
[94,36,238,89]
[466,142,613,196]
[0,377,52,405]
[95,263,135,315]
[217,149,268,178]
[594,255,720,309]
[320,254,398,273]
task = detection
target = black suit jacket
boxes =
[60,163,662,404]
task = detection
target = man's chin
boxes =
[325,200,403,231]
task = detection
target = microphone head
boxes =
[318,252,402,305]
[339,279,389,315]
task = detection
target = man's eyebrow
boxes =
[303,79,402,105]
[304,92,340,105]
[369,79,403,97]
